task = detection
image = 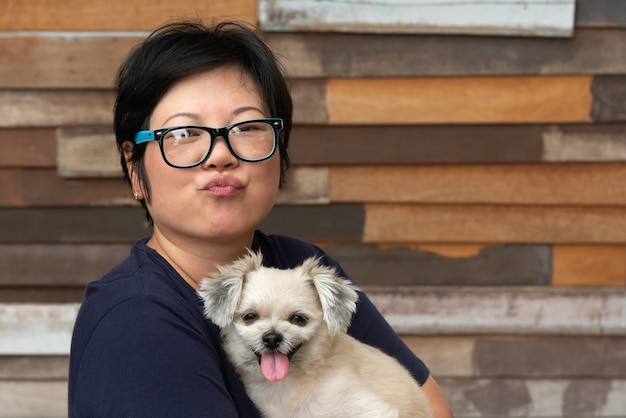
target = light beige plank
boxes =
[543,125,626,161]
[327,76,592,124]
[330,164,626,205]
[0,90,114,127]
[0,0,256,30]
[363,204,626,244]
[0,381,66,418]
[553,245,626,286]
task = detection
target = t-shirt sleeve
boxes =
[325,257,431,385]
[69,293,258,417]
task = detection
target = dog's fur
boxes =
[198,252,432,418]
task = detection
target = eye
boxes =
[289,314,308,326]
[242,312,258,324]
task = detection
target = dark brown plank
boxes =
[259,204,364,242]
[576,0,626,27]
[0,208,151,243]
[322,244,551,286]
[268,28,626,78]
[591,75,626,122]
[0,288,86,303]
[0,128,56,167]
[290,124,544,164]
[0,169,132,207]
[0,356,69,379]
[0,205,364,243]
[0,244,131,286]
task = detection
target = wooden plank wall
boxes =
[1,0,626,416]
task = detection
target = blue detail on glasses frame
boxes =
[133,118,283,144]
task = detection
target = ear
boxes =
[198,250,263,328]
[301,257,360,336]
[122,141,143,200]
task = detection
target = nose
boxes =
[262,331,283,350]
[202,136,238,169]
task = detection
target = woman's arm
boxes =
[422,375,455,418]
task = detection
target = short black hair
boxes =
[114,20,293,222]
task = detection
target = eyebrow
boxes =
[160,107,267,126]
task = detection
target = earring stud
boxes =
[133,191,139,200]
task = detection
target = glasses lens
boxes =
[228,120,277,161]
[162,127,211,167]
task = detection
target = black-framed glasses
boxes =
[134,118,283,168]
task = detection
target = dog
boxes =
[198,252,432,418]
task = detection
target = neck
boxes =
[147,228,254,290]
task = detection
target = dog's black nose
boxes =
[262,331,283,350]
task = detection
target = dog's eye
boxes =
[242,312,258,324]
[289,314,308,326]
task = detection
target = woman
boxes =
[68,20,453,417]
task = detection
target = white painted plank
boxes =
[2,288,626,355]
[0,304,79,355]
[542,125,626,162]
[367,287,626,335]
[260,0,576,37]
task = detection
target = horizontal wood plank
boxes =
[0,0,255,31]
[0,381,66,418]
[590,75,626,122]
[366,287,626,336]
[330,164,626,205]
[403,335,626,379]
[259,0,575,37]
[327,76,592,124]
[4,288,624,354]
[0,128,56,167]
[3,28,626,90]
[363,204,626,244]
[441,377,626,417]
[576,0,626,27]
[49,123,626,171]
[0,90,114,127]
[552,245,626,286]
[0,244,131,286]
[0,356,68,380]
[322,244,551,286]
[268,28,626,78]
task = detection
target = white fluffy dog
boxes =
[199,252,432,418]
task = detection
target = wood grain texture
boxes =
[552,245,626,286]
[0,90,114,127]
[363,204,626,244]
[542,124,626,161]
[327,76,592,124]
[0,0,256,30]
[321,243,551,286]
[365,286,626,335]
[259,0,575,37]
[576,0,626,27]
[0,244,131,286]
[0,128,56,167]
[330,164,626,205]
[0,169,133,207]
[0,381,66,418]
[590,75,626,122]
[441,377,626,417]
[0,34,139,88]
[268,28,626,78]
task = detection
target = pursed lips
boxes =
[202,175,244,197]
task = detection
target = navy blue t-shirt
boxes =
[68,231,429,417]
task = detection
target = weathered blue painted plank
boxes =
[260,0,576,37]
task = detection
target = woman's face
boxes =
[132,66,281,246]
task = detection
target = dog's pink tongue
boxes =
[260,352,289,382]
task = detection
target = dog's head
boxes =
[198,252,359,381]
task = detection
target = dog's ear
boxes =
[198,250,263,328]
[301,257,360,336]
